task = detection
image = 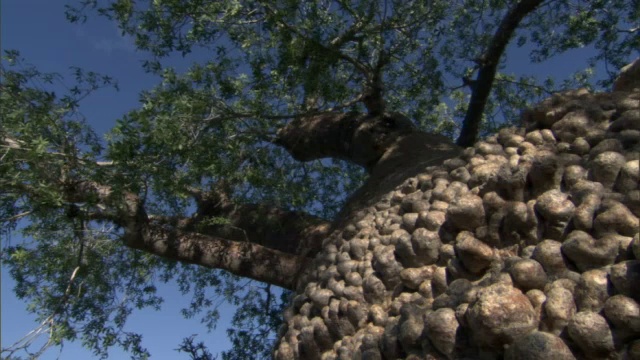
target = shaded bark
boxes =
[276,112,417,172]
[276,111,460,222]
[124,221,307,290]
[457,0,544,148]
[338,131,461,221]
[52,179,329,288]
[179,187,331,255]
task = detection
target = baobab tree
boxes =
[2,0,639,358]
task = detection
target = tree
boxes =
[1,0,638,359]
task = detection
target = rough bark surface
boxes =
[277,112,419,172]
[274,59,640,359]
[56,180,327,289]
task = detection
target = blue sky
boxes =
[1,1,636,359]
[1,1,234,359]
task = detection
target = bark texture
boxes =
[58,180,329,290]
[277,112,418,172]
[274,61,640,359]
[124,222,308,289]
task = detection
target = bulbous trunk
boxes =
[275,84,640,359]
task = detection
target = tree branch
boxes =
[5,163,328,289]
[456,0,545,148]
[329,1,376,49]
[65,181,322,289]
[5,132,331,260]
[275,112,417,172]
[362,50,388,115]
[124,222,307,290]
[185,186,331,256]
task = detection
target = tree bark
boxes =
[456,0,544,148]
[16,176,330,289]
[124,221,307,290]
[182,187,331,255]
[274,84,640,360]
[276,112,418,172]
[276,112,460,218]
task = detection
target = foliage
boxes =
[0,48,351,359]
[3,0,639,358]
[66,0,638,131]
[177,335,217,360]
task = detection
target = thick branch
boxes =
[64,182,320,289]
[456,0,544,148]
[185,187,331,256]
[276,111,460,226]
[124,223,306,290]
[276,112,417,172]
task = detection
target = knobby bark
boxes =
[274,85,640,360]
[457,0,545,148]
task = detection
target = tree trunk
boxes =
[274,86,640,359]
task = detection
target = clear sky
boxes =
[1,1,635,359]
